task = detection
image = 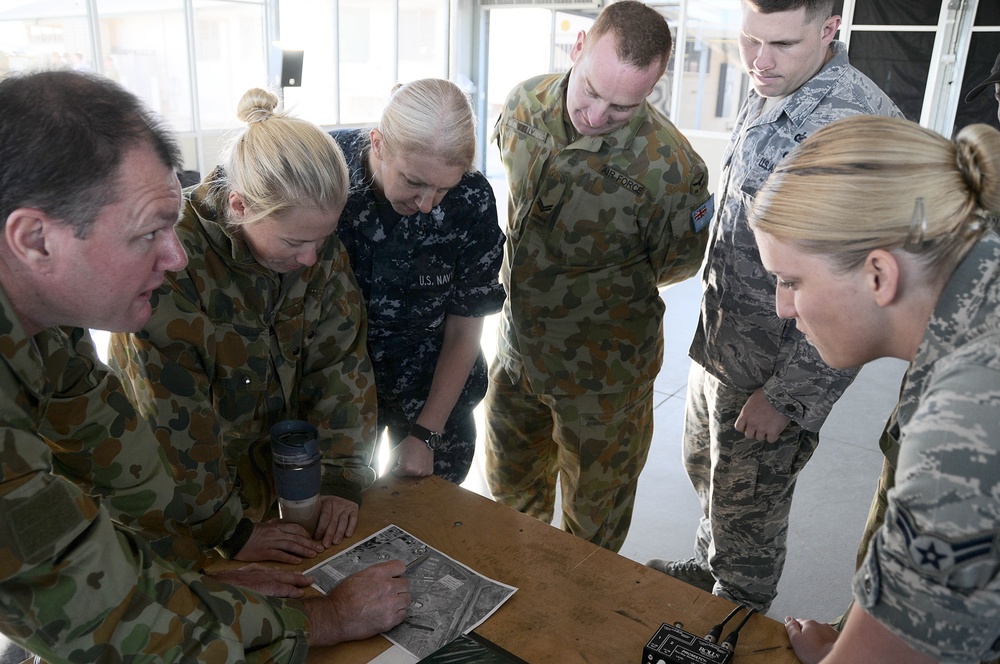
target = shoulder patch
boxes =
[691,170,707,196]
[691,195,715,233]
[6,477,87,564]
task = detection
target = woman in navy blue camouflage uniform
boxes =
[332,79,505,484]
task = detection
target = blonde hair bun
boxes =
[237,88,281,124]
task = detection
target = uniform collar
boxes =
[747,40,851,130]
[539,71,648,153]
[186,168,262,268]
[0,280,51,400]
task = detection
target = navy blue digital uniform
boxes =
[332,129,505,483]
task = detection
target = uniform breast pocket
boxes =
[499,118,552,238]
[211,325,270,430]
[539,174,644,267]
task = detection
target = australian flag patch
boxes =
[691,195,715,233]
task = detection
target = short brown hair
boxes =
[745,0,837,24]
[584,0,672,77]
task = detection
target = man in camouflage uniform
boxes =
[485,0,713,552]
[109,164,378,560]
[649,0,901,611]
[332,126,504,485]
[0,70,409,662]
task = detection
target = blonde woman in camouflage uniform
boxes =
[331,79,504,485]
[748,115,1000,663]
[111,88,378,564]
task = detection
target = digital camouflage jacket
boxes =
[493,71,713,396]
[855,232,1000,662]
[0,284,309,662]
[689,41,902,431]
[110,174,377,556]
[332,128,505,408]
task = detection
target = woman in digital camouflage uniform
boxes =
[331,79,505,485]
[749,115,1000,664]
[110,88,377,564]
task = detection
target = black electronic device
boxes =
[642,605,756,664]
[642,623,733,664]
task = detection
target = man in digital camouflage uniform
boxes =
[485,0,714,552]
[648,0,901,612]
[0,70,408,662]
[109,161,378,561]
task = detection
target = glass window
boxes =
[191,0,267,130]
[955,31,1000,134]
[484,8,560,176]
[676,2,745,131]
[278,0,338,126]
[0,4,93,77]
[978,1,1000,26]
[642,6,678,123]
[95,0,193,131]
[398,0,449,83]
[339,0,395,124]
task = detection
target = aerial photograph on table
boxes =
[305,525,518,659]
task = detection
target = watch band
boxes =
[409,422,443,450]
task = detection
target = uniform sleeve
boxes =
[108,274,248,557]
[37,327,224,567]
[644,150,713,289]
[445,175,506,319]
[297,238,378,504]
[0,429,309,662]
[853,357,1000,662]
[762,332,859,431]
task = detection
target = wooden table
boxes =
[272,476,799,663]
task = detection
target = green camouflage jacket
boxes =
[110,175,377,556]
[492,72,712,395]
[0,284,309,662]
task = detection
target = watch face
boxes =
[427,432,443,450]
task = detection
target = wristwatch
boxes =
[409,423,443,451]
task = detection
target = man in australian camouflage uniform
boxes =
[647,0,901,612]
[485,0,713,552]
[0,70,409,662]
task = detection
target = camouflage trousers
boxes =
[483,360,654,552]
[683,362,819,612]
